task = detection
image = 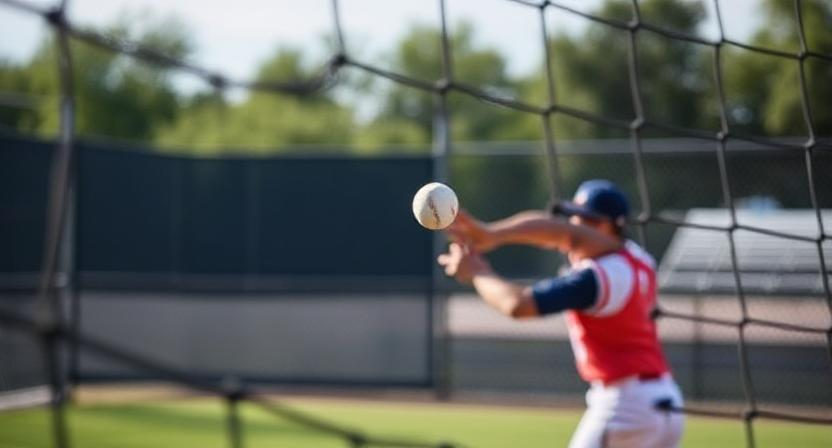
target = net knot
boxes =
[630,117,645,131]
[716,131,729,142]
[44,7,67,28]
[742,409,758,420]
[628,19,640,32]
[650,306,662,320]
[331,53,349,68]
[435,79,452,95]
[739,317,750,328]
[208,74,227,90]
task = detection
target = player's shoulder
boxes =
[591,251,632,286]
[623,239,656,269]
[573,240,655,275]
[584,241,654,288]
[582,240,652,267]
[571,240,656,317]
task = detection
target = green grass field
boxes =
[0,397,829,448]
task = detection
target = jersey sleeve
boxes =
[582,254,635,317]
[531,267,599,315]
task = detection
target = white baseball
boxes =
[412,182,459,230]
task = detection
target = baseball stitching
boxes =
[427,197,441,227]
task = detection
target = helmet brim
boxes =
[552,201,605,220]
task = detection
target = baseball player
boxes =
[439,179,684,448]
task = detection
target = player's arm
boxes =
[473,274,539,319]
[438,243,600,319]
[438,243,538,318]
[449,209,621,259]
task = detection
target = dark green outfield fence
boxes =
[2,133,435,288]
[4,133,831,283]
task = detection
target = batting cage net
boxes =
[0,0,830,447]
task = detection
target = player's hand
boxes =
[446,209,499,253]
[437,242,492,284]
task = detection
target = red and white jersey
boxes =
[565,240,669,384]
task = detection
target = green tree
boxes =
[13,17,191,141]
[518,0,711,141]
[0,61,37,131]
[356,22,523,151]
[724,0,831,137]
[157,47,354,154]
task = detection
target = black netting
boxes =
[0,0,830,447]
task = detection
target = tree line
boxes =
[0,0,829,155]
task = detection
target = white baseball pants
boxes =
[568,374,685,448]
